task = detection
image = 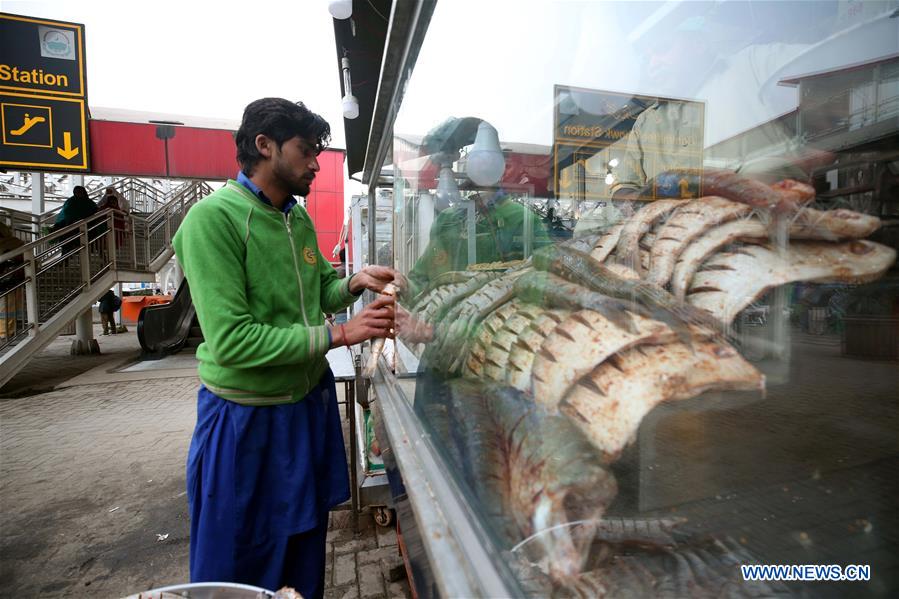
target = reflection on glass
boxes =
[387,1,899,595]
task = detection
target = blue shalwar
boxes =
[187,369,350,598]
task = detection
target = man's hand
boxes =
[395,304,433,344]
[348,266,403,295]
[331,295,395,347]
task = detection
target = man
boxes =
[407,189,551,296]
[54,185,99,256]
[172,98,397,597]
[97,289,120,335]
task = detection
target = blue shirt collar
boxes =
[236,171,298,214]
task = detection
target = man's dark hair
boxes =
[73,185,87,197]
[235,98,331,174]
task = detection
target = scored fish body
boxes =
[560,340,763,462]
[410,270,479,308]
[531,249,723,339]
[507,309,570,391]
[789,207,881,240]
[530,310,675,412]
[446,380,618,584]
[436,271,525,373]
[688,240,897,324]
[615,199,688,273]
[515,269,645,334]
[670,220,768,300]
[464,299,522,378]
[646,197,752,288]
[670,207,884,300]
[413,281,468,323]
[588,223,626,264]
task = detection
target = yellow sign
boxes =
[0,13,89,171]
[0,91,88,170]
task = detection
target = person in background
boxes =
[98,289,121,335]
[407,189,551,297]
[98,188,129,248]
[54,185,98,256]
[173,97,399,598]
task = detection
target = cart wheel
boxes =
[374,506,394,527]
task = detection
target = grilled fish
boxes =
[507,309,571,391]
[560,340,763,461]
[531,246,723,339]
[646,197,751,288]
[688,240,897,324]
[447,380,618,583]
[616,199,688,273]
[588,222,626,264]
[530,310,675,412]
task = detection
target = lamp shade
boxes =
[342,94,359,119]
[328,0,352,19]
[466,122,505,186]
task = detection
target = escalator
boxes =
[137,279,203,358]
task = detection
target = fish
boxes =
[688,240,897,324]
[640,168,813,213]
[531,246,723,340]
[530,310,676,412]
[514,270,645,334]
[362,283,398,378]
[771,178,816,205]
[464,300,523,378]
[670,220,769,301]
[789,207,881,240]
[669,207,883,300]
[588,223,626,264]
[507,308,571,391]
[602,262,641,281]
[430,270,525,373]
[431,271,504,322]
[446,379,618,583]
[556,535,791,598]
[560,340,764,461]
[411,280,468,323]
[645,197,752,288]
[411,270,481,307]
[615,199,688,273]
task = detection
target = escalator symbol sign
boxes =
[2,103,52,148]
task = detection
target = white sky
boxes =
[3,0,350,147]
[4,0,897,163]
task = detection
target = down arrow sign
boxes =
[56,131,80,160]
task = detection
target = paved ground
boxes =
[0,326,410,598]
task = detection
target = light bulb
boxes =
[436,166,461,208]
[466,122,505,186]
[605,173,615,185]
[342,94,359,119]
[609,158,619,168]
[328,0,352,19]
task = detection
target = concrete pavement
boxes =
[0,326,409,598]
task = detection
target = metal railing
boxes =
[0,180,210,354]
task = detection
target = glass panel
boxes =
[390,1,899,595]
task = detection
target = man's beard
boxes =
[273,157,313,197]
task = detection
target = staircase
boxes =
[0,179,211,387]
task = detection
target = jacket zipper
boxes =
[284,212,310,328]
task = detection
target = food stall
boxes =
[333,1,899,596]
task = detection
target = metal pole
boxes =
[31,172,45,238]
[23,249,38,337]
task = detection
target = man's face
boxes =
[271,136,321,197]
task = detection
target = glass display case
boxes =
[357,1,899,596]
